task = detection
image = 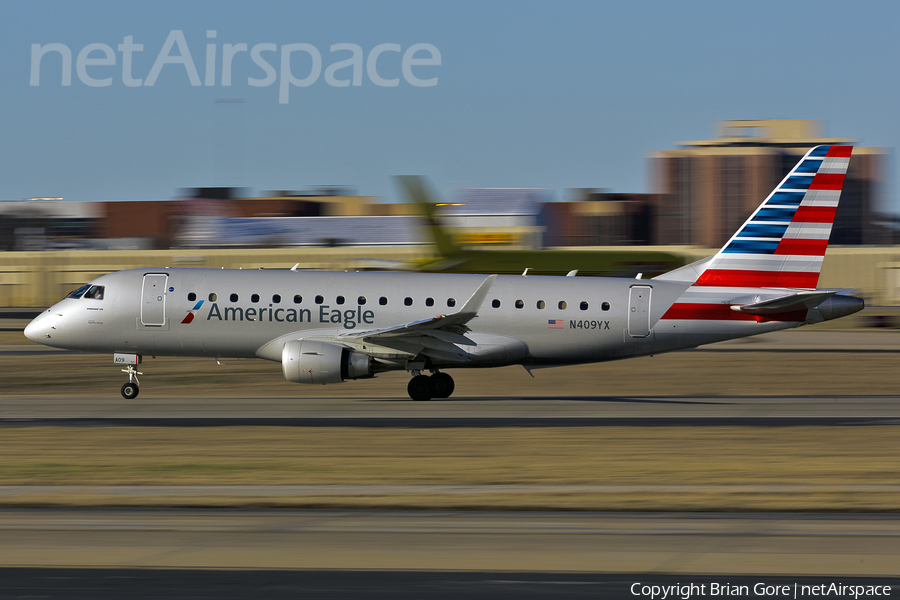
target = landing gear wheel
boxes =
[430,372,455,398]
[121,382,140,399]
[407,375,433,401]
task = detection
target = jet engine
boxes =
[282,339,372,384]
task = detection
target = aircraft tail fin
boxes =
[395,176,461,257]
[656,145,852,289]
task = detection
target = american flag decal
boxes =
[548,319,564,329]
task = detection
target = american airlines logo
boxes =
[203,302,375,329]
[180,300,205,324]
[30,30,441,104]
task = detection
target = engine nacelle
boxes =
[282,339,372,384]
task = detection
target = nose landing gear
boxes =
[114,353,142,399]
[120,365,142,399]
[406,370,455,401]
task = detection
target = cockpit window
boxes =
[68,284,104,300]
[83,285,104,300]
[67,284,91,299]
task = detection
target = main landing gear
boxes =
[407,371,455,401]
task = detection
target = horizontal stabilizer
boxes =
[730,290,838,315]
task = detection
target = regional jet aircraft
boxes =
[25,146,864,401]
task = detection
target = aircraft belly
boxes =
[652,319,795,351]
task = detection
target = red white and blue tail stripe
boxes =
[693,145,851,290]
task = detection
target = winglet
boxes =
[458,274,497,318]
[337,274,497,340]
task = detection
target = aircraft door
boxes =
[628,285,651,338]
[141,274,168,326]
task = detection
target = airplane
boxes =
[396,177,685,277]
[25,145,863,401]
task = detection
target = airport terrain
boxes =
[0,324,898,582]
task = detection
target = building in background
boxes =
[649,119,892,247]
[0,200,100,251]
[436,188,547,250]
[542,191,659,247]
[2,121,894,251]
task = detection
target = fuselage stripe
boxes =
[694,269,819,289]
[661,303,808,322]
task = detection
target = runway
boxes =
[2,329,898,420]
[2,415,900,427]
[1,508,899,576]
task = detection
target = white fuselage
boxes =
[25,268,801,370]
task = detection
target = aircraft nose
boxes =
[24,310,52,343]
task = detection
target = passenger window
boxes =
[315,295,324,304]
[404,297,413,306]
[251,294,260,303]
[379,297,388,306]
[580,301,588,310]
[426,297,434,307]
[515,299,524,309]
[293,295,302,304]
[208,293,217,302]
[188,292,197,302]
[558,301,567,310]
[536,300,545,309]
[602,302,610,311]
[273,294,281,304]
[230,293,239,302]
[358,296,367,305]
[447,298,456,307]
[492,299,501,308]
[336,296,345,305]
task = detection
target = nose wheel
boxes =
[121,381,139,399]
[120,364,142,399]
[407,371,455,401]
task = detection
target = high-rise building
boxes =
[650,120,890,247]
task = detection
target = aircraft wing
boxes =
[336,274,496,362]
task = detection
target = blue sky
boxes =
[2,0,898,211]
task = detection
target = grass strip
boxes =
[0,426,897,511]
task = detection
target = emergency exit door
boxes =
[141,274,168,326]
[628,285,651,338]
